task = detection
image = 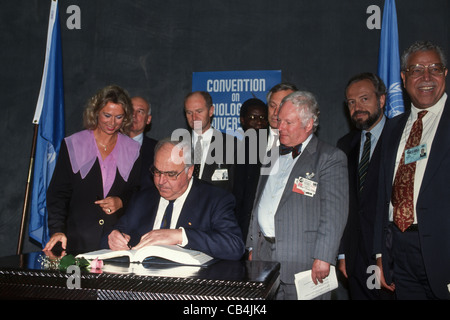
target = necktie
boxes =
[280,144,302,159]
[358,132,372,192]
[160,200,175,229]
[193,136,202,178]
[391,111,428,232]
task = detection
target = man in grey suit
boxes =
[247,91,349,300]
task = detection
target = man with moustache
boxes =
[337,73,389,300]
[374,41,450,299]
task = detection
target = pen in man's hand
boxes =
[119,231,132,249]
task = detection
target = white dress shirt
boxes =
[266,127,280,152]
[389,93,447,223]
[152,178,193,246]
[192,127,214,179]
[257,134,313,237]
[359,115,386,161]
[132,132,144,146]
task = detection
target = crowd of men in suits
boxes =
[64,40,449,300]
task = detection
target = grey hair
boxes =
[266,82,299,102]
[401,40,447,70]
[280,91,320,132]
[154,137,193,167]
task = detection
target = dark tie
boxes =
[160,200,175,229]
[358,132,372,192]
[391,111,428,232]
[193,136,202,178]
[280,144,302,159]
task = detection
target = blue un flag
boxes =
[29,0,65,247]
[378,0,404,118]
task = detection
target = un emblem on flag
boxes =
[386,82,404,118]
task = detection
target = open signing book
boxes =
[76,244,215,266]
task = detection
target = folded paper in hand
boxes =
[294,266,338,300]
[76,244,214,266]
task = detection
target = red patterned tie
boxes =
[391,111,427,232]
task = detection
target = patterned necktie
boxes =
[391,111,428,232]
[280,144,302,159]
[193,136,202,178]
[358,132,371,192]
[160,200,175,229]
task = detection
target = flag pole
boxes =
[17,124,39,255]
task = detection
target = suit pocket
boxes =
[304,230,317,244]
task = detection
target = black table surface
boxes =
[0,251,280,300]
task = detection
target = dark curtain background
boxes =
[0,0,448,257]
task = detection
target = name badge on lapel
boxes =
[212,168,229,181]
[405,143,427,165]
[293,175,317,197]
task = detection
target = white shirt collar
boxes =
[132,132,144,146]
[193,126,214,144]
[411,92,447,117]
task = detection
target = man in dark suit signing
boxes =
[337,73,389,300]
[106,138,245,261]
[374,41,450,299]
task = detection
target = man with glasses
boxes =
[374,41,450,299]
[105,138,245,261]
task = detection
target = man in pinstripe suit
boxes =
[247,91,349,300]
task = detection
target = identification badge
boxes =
[293,176,317,197]
[211,169,229,181]
[405,143,427,165]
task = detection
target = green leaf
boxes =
[76,257,91,270]
[59,255,76,271]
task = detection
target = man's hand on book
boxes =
[108,230,131,251]
[133,229,183,250]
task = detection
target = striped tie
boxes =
[193,136,202,178]
[358,132,371,192]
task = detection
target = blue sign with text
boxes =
[192,70,281,134]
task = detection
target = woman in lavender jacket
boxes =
[44,85,141,254]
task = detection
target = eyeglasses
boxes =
[405,63,446,78]
[150,166,186,180]
[247,115,267,121]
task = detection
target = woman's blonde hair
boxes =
[83,85,133,135]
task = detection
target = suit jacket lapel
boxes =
[203,130,223,179]
[385,111,410,198]
[253,162,270,208]
[348,132,361,197]
[421,99,450,192]
[176,178,200,228]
